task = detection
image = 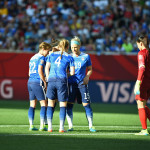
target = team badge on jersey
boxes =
[81,57,85,61]
[40,60,44,64]
[139,55,143,60]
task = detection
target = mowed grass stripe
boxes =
[0,133,134,136]
[0,125,142,128]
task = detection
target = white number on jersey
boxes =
[84,93,87,99]
[84,92,90,100]
[29,62,36,74]
[55,56,61,67]
[75,62,81,68]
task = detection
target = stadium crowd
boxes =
[0,0,150,54]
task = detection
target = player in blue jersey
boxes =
[67,36,96,132]
[28,42,51,131]
[45,39,75,132]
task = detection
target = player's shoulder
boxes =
[63,51,69,57]
[138,49,148,56]
[80,52,90,60]
[30,53,44,60]
[80,52,89,57]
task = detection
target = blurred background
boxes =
[0,0,150,104]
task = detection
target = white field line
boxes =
[0,133,134,136]
[0,125,141,128]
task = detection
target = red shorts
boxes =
[135,85,150,101]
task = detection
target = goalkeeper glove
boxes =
[134,80,141,95]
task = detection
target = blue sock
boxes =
[44,107,47,125]
[66,104,74,128]
[40,106,46,120]
[84,104,93,128]
[59,107,66,130]
[28,107,35,126]
[47,106,54,130]
[47,106,54,120]
[66,103,73,116]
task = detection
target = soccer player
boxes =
[134,34,150,135]
[45,39,75,132]
[28,42,51,131]
[66,36,96,132]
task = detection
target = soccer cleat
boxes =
[89,127,96,132]
[59,129,66,133]
[39,127,48,131]
[48,129,52,132]
[135,129,149,136]
[29,126,38,131]
[67,128,74,131]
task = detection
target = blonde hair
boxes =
[71,36,81,45]
[58,39,69,59]
[39,42,51,51]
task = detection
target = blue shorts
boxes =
[68,83,91,104]
[46,80,68,102]
[28,81,46,101]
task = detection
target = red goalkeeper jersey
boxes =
[137,49,150,86]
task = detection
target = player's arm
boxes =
[83,65,92,85]
[38,59,47,89]
[70,66,75,76]
[137,53,145,81]
[28,68,30,76]
[134,53,145,95]
[45,62,51,81]
[68,57,75,76]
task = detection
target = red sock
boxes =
[145,106,150,121]
[138,108,147,129]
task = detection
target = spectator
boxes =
[122,39,133,53]
[0,0,149,54]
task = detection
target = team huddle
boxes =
[27,36,96,133]
[28,33,150,135]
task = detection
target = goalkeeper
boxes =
[134,34,150,135]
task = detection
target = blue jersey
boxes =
[28,53,46,84]
[47,51,74,81]
[68,52,92,84]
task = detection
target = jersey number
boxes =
[29,62,36,73]
[55,57,61,67]
[75,62,81,68]
[84,92,90,100]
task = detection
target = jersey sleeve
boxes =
[86,54,92,66]
[46,54,51,63]
[39,56,45,67]
[137,52,145,81]
[69,56,75,67]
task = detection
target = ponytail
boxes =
[58,39,69,59]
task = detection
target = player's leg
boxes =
[44,99,48,127]
[135,100,149,135]
[28,99,38,131]
[33,85,47,131]
[46,81,57,132]
[47,99,56,132]
[66,102,74,131]
[80,84,96,132]
[59,101,67,132]
[44,99,57,127]
[57,81,68,132]
[66,84,76,131]
[39,100,47,131]
[28,83,38,131]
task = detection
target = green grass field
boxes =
[0,100,150,150]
